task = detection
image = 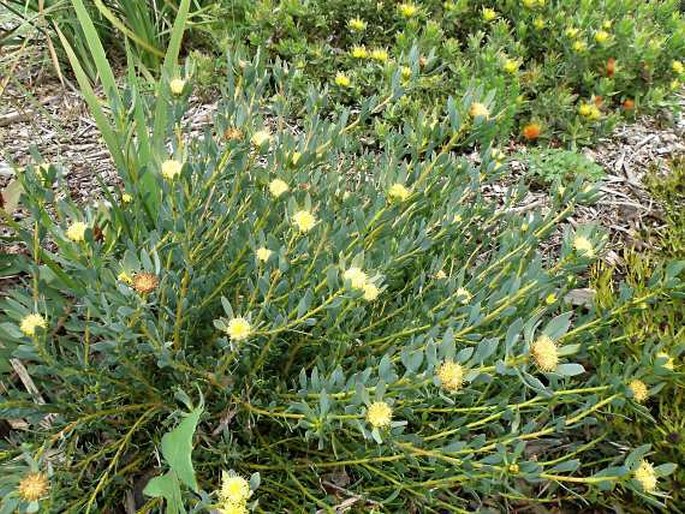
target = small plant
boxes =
[524,147,606,186]
[1,7,683,508]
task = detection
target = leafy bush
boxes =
[1,17,684,512]
[223,0,685,146]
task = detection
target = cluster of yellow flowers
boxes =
[572,235,595,258]
[17,472,49,502]
[387,182,410,202]
[217,472,252,514]
[161,159,183,181]
[226,317,253,342]
[66,221,88,242]
[343,266,381,301]
[19,313,47,337]
[634,460,658,492]
[578,103,601,121]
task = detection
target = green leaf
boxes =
[555,363,585,377]
[160,406,203,492]
[143,471,184,514]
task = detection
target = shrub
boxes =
[226,0,685,146]
[1,33,684,512]
[523,147,605,186]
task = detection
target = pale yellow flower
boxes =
[545,293,557,305]
[256,247,272,262]
[530,334,558,372]
[628,379,649,403]
[565,27,580,38]
[436,361,464,392]
[634,460,657,492]
[366,401,392,428]
[370,49,389,62]
[17,472,49,502]
[169,78,186,96]
[398,3,419,18]
[656,352,675,370]
[387,183,410,202]
[251,129,272,148]
[482,7,497,22]
[121,193,133,204]
[66,221,88,242]
[503,59,520,74]
[362,282,380,301]
[594,30,610,44]
[469,102,490,119]
[400,66,412,80]
[226,317,252,342]
[351,45,368,59]
[573,236,594,257]
[343,267,369,290]
[219,472,251,504]
[292,210,317,233]
[161,160,183,180]
[334,72,351,87]
[456,287,471,304]
[219,502,248,514]
[672,60,684,75]
[291,152,302,166]
[20,313,47,337]
[533,17,545,29]
[572,40,587,53]
[269,179,289,198]
[117,271,133,284]
[348,17,367,32]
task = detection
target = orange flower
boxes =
[593,95,603,108]
[622,98,635,111]
[133,272,159,294]
[606,57,616,78]
[522,122,542,141]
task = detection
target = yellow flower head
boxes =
[628,379,649,403]
[503,59,520,74]
[292,210,317,233]
[362,282,380,301]
[226,317,252,342]
[133,272,159,295]
[533,17,545,29]
[17,472,49,502]
[565,27,580,38]
[269,178,289,198]
[482,7,497,22]
[291,151,302,166]
[572,40,587,53]
[387,183,410,202]
[522,0,536,7]
[530,334,559,372]
[572,236,594,257]
[634,460,658,492]
[656,352,675,370]
[398,3,419,18]
[469,102,490,119]
[602,20,612,29]
[370,48,389,62]
[545,293,557,305]
[219,472,251,504]
[334,72,351,87]
[251,129,272,148]
[20,313,47,337]
[366,401,392,428]
[169,78,186,96]
[594,30,610,44]
[66,221,88,242]
[161,160,183,181]
[456,287,471,304]
[121,193,133,204]
[672,60,684,75]
[435,269,447,280]
[348,17,367,32]
[256,247,272,262]
[436,361,465,392]
[578,104,593,117]
[400,65,412,80]
[343,267,369,290]
[351,45,368,59]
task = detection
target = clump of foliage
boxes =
[524,147,605,186]
[218,0,685,146]
[590,157,685,511]
[1,6,684,511]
